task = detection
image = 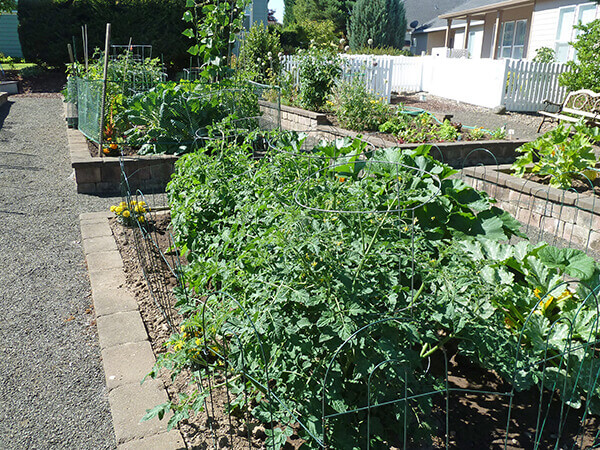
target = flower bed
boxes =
[259,100,528,167]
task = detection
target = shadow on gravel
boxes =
[0,100,13,131]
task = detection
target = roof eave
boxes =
[439,0,534,20]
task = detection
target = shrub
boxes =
[559,19,600,92]
[349,46,413,56]
[330,76,392,131]
[296,47,341,111]
[533,47,556,63]
[348,0,406,50]
[237,23,281,84]
[18,0,190,69]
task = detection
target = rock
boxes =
[492,105,507,115]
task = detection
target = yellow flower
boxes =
[110,205,116,212]
[533,288,541,299]
[138,216,145,223]
[119,201,126,207]
[122,210,131,218]
[195,338,201,346]
[115,206,123,214]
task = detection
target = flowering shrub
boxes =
[330,76,392,131]
[110,200,148,226]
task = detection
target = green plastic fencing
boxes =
[76,78,103,143]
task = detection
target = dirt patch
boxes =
[3,70,66,98]
[109,213,599,449]
[87,139,138,158]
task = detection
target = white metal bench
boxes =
[537,89,600,132]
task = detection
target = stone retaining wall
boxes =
[462,165,600,251]
[68,128,177,195]
[259,101,528,168]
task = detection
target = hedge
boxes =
[18,0,192,69]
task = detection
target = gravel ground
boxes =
[394,92,548,141]
[0,97,119,449]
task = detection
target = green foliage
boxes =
[18,0,190,69]
[117,80,260,154]
[291,0,355,35]
[283,0,296,27]
[349,46,413,56]
[348,0,406,50]
[296,47,342,111]
[512,121,600,189]
[145,128,600,446]
[559,19,600,92]
[379,111,505,143]
[0,0,15,13]
[237,23,281,83]
[330,76,392,131]
[182,0,250,81]
[533,46,556,63]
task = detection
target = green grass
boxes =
[1,63,38,71]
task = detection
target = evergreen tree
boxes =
[283,0,296,27]
[290,0,354,35]
[348,0,406,50]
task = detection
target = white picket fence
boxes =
[281,54,393,103]
[503,60,569,112]
[280,54,569,112]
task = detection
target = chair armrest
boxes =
[541,99,562,113]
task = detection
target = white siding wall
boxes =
[529,0,599,60]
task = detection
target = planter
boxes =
[462,164,600,251]
[0,80,20,94]
[68,128,178,195]
[259,101,528,168]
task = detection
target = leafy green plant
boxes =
[236,22,282,84]
[296,47,341,110]
[467,126,486,141]
[182,0,250,81]
[533,46,556,63]
[119,80,260,154]
[559,19,600,91]
[512,121,600,189]
[437,119,459,141]
[329,76,392,131]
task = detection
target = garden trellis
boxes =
[118,124,600,448]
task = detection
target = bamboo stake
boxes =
[98,23,111,157]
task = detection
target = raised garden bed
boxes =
[68,127,177,195]
[462,164,600,252]
[259,101,529,167]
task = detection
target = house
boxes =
[411,0,599,62]
[404,0,473,55]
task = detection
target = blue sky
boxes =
[269,0,285,23]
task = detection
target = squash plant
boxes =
[144,130,600,448]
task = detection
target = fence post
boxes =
[499,58,510,109]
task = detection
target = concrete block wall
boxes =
[68,128,178,195]
[462,165,600,252]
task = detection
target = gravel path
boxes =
[0,96,119,449]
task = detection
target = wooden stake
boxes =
[99,23,111,157]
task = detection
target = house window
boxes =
[498,20,527,59]
[555,3,598,62]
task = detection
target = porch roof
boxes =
[439,0,534,20]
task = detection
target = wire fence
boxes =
[115,127,600,448]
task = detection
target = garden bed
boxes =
[462,164,600,252]
[259,101,529,167]
[108,212,600,449]
[67,127,177,195]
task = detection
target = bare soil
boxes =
[2,69,66,98]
